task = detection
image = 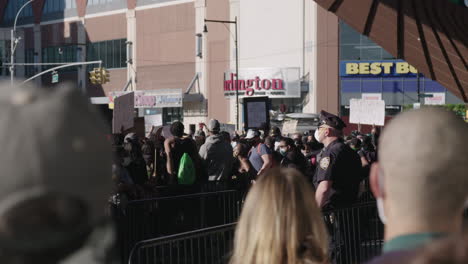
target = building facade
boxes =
[2,0,341,134]
[1,0,217,134]
[6,0,457,135]
[338,20,464,118]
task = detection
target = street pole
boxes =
[10,0,35,87]
[204,18,240,130]
[10,29,14,86]
[417,72,421,104]
[235,16,239,131]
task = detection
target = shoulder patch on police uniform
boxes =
[320,157,330,170]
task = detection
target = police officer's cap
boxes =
[319,110,346,130]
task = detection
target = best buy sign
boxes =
[340,60,418,77]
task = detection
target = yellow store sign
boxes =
[341,61,418,77]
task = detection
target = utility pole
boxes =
[204,17,239,130]
[10,0,35,87]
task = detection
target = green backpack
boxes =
[177,153,196,185]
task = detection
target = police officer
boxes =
[313,110,362,210]
[313,111,363,264]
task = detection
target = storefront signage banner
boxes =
[424,93,446,105]
[109,90,183,108]
[340,60,418,77]
[362,93,382,100]
[224,67,301,98]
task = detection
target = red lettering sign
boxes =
[224,73,284,96]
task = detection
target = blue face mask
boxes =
[279,148,287,157]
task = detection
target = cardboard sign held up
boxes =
[282,120,298,136]
[112,92,135,133]
[220,123,236,135]
[350,99,385,126]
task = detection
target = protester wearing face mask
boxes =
[231,143,257,194]
[269,126,283,151]
[300,143,320,184]
[245,129,273,176]
[122,133,148,186]
[199,119,233,182]
[278,138,308,174]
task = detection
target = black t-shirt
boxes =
[171,137,203,183]
[281,148,308,174]
[313,139,362,208]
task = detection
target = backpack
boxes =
[249,144,278,168]
[177,153,196,185]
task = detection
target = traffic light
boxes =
[89,68,102,85]
[89,67,110,85]
[100,67,110,84]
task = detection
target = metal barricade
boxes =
[112,190,242,264]
[128,223,236,264]
[323,202,384,264]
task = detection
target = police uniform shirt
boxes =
[313,139,362,208]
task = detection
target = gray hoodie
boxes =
[199,134,233,181]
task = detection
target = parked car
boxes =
[271,113,320,136]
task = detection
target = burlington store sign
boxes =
[224,67,301,98]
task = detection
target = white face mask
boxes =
[377,198,387,224]
[314,129,323,143]
[231,142,238,149]
[122,157,132,166]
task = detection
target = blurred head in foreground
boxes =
[0,83,113,263]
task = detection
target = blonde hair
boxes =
[230,168,329,264]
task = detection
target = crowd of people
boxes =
[1,82,467,264]
[230,107,468,264]
[111,110,382,210]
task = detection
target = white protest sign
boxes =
[112,92,134,133]
[350,99,385,126]
[145,114,163,127]
[145,114,163,136]
[282,120,298,135]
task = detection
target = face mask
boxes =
[314,129,323,143]
[377,198,387,224]
[231,142,238,149]
[124,142,133,152]
[279,148,287,157]
[122,157,132,166]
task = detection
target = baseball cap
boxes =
[0,83,112,225]
[245,129,260,139]
[208,119,220,132]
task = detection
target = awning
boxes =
[314,0,468,102]
[184,72,204,103]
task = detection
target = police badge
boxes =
[320,157,330,170]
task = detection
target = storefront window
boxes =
[163,107,183,125]
[87,39,127,70]
[42,45,79,72]
[339,20,395,61]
